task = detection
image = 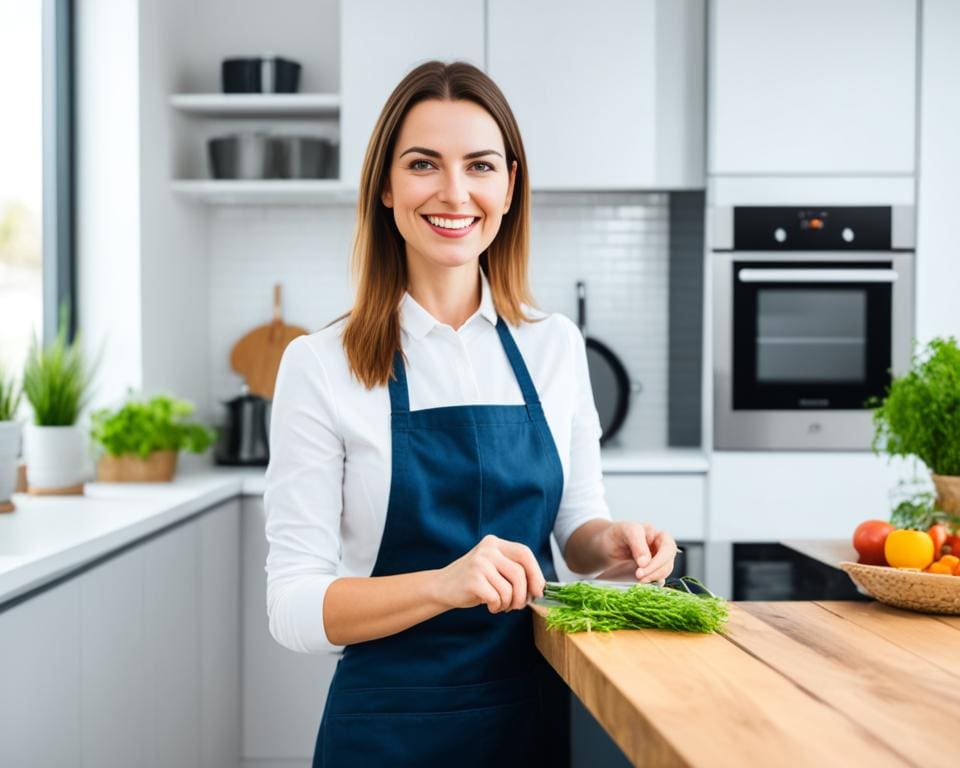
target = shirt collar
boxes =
[400,267,499,340]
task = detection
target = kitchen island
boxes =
[532,600,960,767]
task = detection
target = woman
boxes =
[264,60,678,768]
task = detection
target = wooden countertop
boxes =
[532,601,960,767]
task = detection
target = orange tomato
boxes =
[926,560,954,574]
[928,524,948,560]
[852,520,894,566]
[939,554,960,569]
[884,529,935,570]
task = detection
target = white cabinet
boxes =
[242,495,339,762]
[488,0,705,189]
[80,548,147,768]
[199,499,241,768]
[143,522,202,768]
[340,0,485,188]
[709,0,917,175]
[0,581,82,766]
[0,500,241,768]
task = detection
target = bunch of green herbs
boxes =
[542,578,728,634]
[90,394,216,459]
[889,485,960,532]
[871,337,960,476]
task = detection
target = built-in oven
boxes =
[713,206,914,450]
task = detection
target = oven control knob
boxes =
[842,227,855,243]
[774,227,787,243]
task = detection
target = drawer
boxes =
[602,474,705,541]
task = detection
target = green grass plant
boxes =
[0,361,22,421]
[21,308,96,426]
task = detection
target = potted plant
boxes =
[90,394,216,482]
[872,336,960,513]
[21,316,97,495]
[0,362,23,512]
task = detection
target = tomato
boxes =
[852,520,894,565]
[928,524,948,561]
[884,529,935,570]
[943,534,960,557]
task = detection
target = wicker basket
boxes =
[840,561,960,614]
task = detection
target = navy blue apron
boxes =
[313,316,570,768]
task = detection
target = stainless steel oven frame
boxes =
[713,248,914,450]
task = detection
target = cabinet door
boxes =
[488,0,705,189]
[143,522,201,768]
[0,581,81,766]
[709,0,917,175]
[340,0,486,188]
[199,500,241,768]
[242,496,339,761]
[79,547,147,768]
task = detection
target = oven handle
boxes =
[737,268,898,284]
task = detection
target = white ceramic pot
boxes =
[22,423,90,493]
[0,420,21,502]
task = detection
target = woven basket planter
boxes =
[840,561,960,614]
[932,474,960,515]
[96,450,178,483]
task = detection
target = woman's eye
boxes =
[409,159,433,171]
[471,161,495,172]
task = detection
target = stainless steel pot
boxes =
[208,132,272,179]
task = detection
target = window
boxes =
[0,0,76,397]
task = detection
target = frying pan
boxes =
[577,281,631,445]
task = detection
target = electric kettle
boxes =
[214,386,271,466]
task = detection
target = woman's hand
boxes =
[593,522,678,584]
[432,534,546,614]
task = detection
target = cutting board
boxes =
[230,284,308,399]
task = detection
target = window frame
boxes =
[41,0,77,344]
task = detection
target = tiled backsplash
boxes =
[208,191,672,450]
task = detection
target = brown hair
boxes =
[340,60,537,389]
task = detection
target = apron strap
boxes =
[495,317,542,408]
[388,348,410,418]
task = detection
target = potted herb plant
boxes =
[90,394,216,482]
[0,362,23,511]
[872,336,960,513]
[21,317,98,495]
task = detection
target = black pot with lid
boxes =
[215,385,271,466]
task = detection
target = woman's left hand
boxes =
[592,522,678,584]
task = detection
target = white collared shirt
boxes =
[264,268,611,654]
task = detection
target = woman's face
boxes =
[381,98,517,273]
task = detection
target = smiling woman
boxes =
[263,59,678,768]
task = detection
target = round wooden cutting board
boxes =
[230,284,308,399]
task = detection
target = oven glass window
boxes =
[756,289,867,383]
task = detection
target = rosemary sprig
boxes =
[542,578,728,634]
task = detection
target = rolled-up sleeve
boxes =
[263,336,345,654]
[552,319,612,563]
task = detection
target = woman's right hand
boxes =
[432,534,546,613]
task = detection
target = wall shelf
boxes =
[170,179,356,205]
[169,93,341,118]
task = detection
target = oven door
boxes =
[712,251,914,450]
[732,261,895,410]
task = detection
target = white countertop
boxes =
[0,448,707,607]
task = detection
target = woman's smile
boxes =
[421,213,481,238]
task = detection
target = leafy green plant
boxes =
[22,306,97,426]
[0,361,22,421]
[888,487,960,531]
[90,394,216,459]
[871,337,960,476]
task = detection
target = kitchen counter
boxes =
[532,600,960,767]
[780,539,857,569]
[0,467,265,606]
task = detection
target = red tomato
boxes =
[943,534,960,557]
[928,524,948,561]
[852,520,895,566]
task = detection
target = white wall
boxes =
[915,0,960,344]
